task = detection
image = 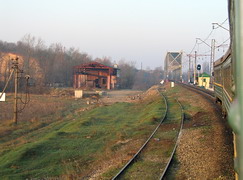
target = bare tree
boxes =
[118,60,136,89]
[94,56,113,66]
[20,34,36,74]
[132,66,164,90]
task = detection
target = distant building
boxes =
[73,62,119,90]
[198,72,211,89]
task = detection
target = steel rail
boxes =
[159,99,184,179]
[179,83,214,98]
[112,90,168,180]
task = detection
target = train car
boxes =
[213,50,234,115]
[222,0,243,179]
[214,0,243,179]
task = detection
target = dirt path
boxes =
[100,90,143,105]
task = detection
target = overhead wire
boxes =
[215,37,230,48]
[0,69,14,99]
[19,71,30,105]
[189,40,197,55]
[213,18,229,30]
[0,58,31,113]
[185,18,229,78]
[221,18,229,25]
[188,18,229,55]
[197,29,214,45]
[18,76,30,113]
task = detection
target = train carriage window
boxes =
[214,68,222,84]
[223,65,232,97]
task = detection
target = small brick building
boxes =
[73,62,119,90]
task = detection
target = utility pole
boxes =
[187,52,210,84]
[210,39,215,83]
[1,56,28,125]
[188,56,191,83]
[194,51,197,84]
[12,57,19,125]
[196,38,215,77]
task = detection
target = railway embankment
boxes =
[0,87,166,179]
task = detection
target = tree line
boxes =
[0,34,164,92]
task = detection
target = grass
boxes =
[118,93,182,180]
[122,160,165,180]
[163,154,180,180]
[0,91,166,179]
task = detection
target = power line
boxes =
[198,29,214,44]
[188,18,229,55]
[212,18,229,30]
[0,69,14,99]
[221,18,229,25]
[185,18,229,84]
[18,76,30,113]
[215,37,230,48]
[0,57,31,124]
[189,40,197,54]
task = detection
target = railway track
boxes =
[178,83,214,98]
[112,91,184,179]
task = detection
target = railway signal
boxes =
[197,64,201,71]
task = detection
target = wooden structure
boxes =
[73,62,119,90]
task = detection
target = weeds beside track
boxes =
[113,90,184,180]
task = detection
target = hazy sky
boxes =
[0,0,229,69]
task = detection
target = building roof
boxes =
[214,49,231,67]
[73,61,118,70]
[199,72,211,77]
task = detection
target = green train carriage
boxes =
[214,50,234,115]
[226,0,243,179]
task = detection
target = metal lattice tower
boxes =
[164,51,183,81]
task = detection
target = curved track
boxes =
[179,83,214,98]
[112,91,184,179]
[159,99,184,179]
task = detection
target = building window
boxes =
[103,78,107,84]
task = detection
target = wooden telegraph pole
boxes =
[210,39,215,87]
[12,57,19,124]
[188,56,191,83]
[194,51,197,84]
